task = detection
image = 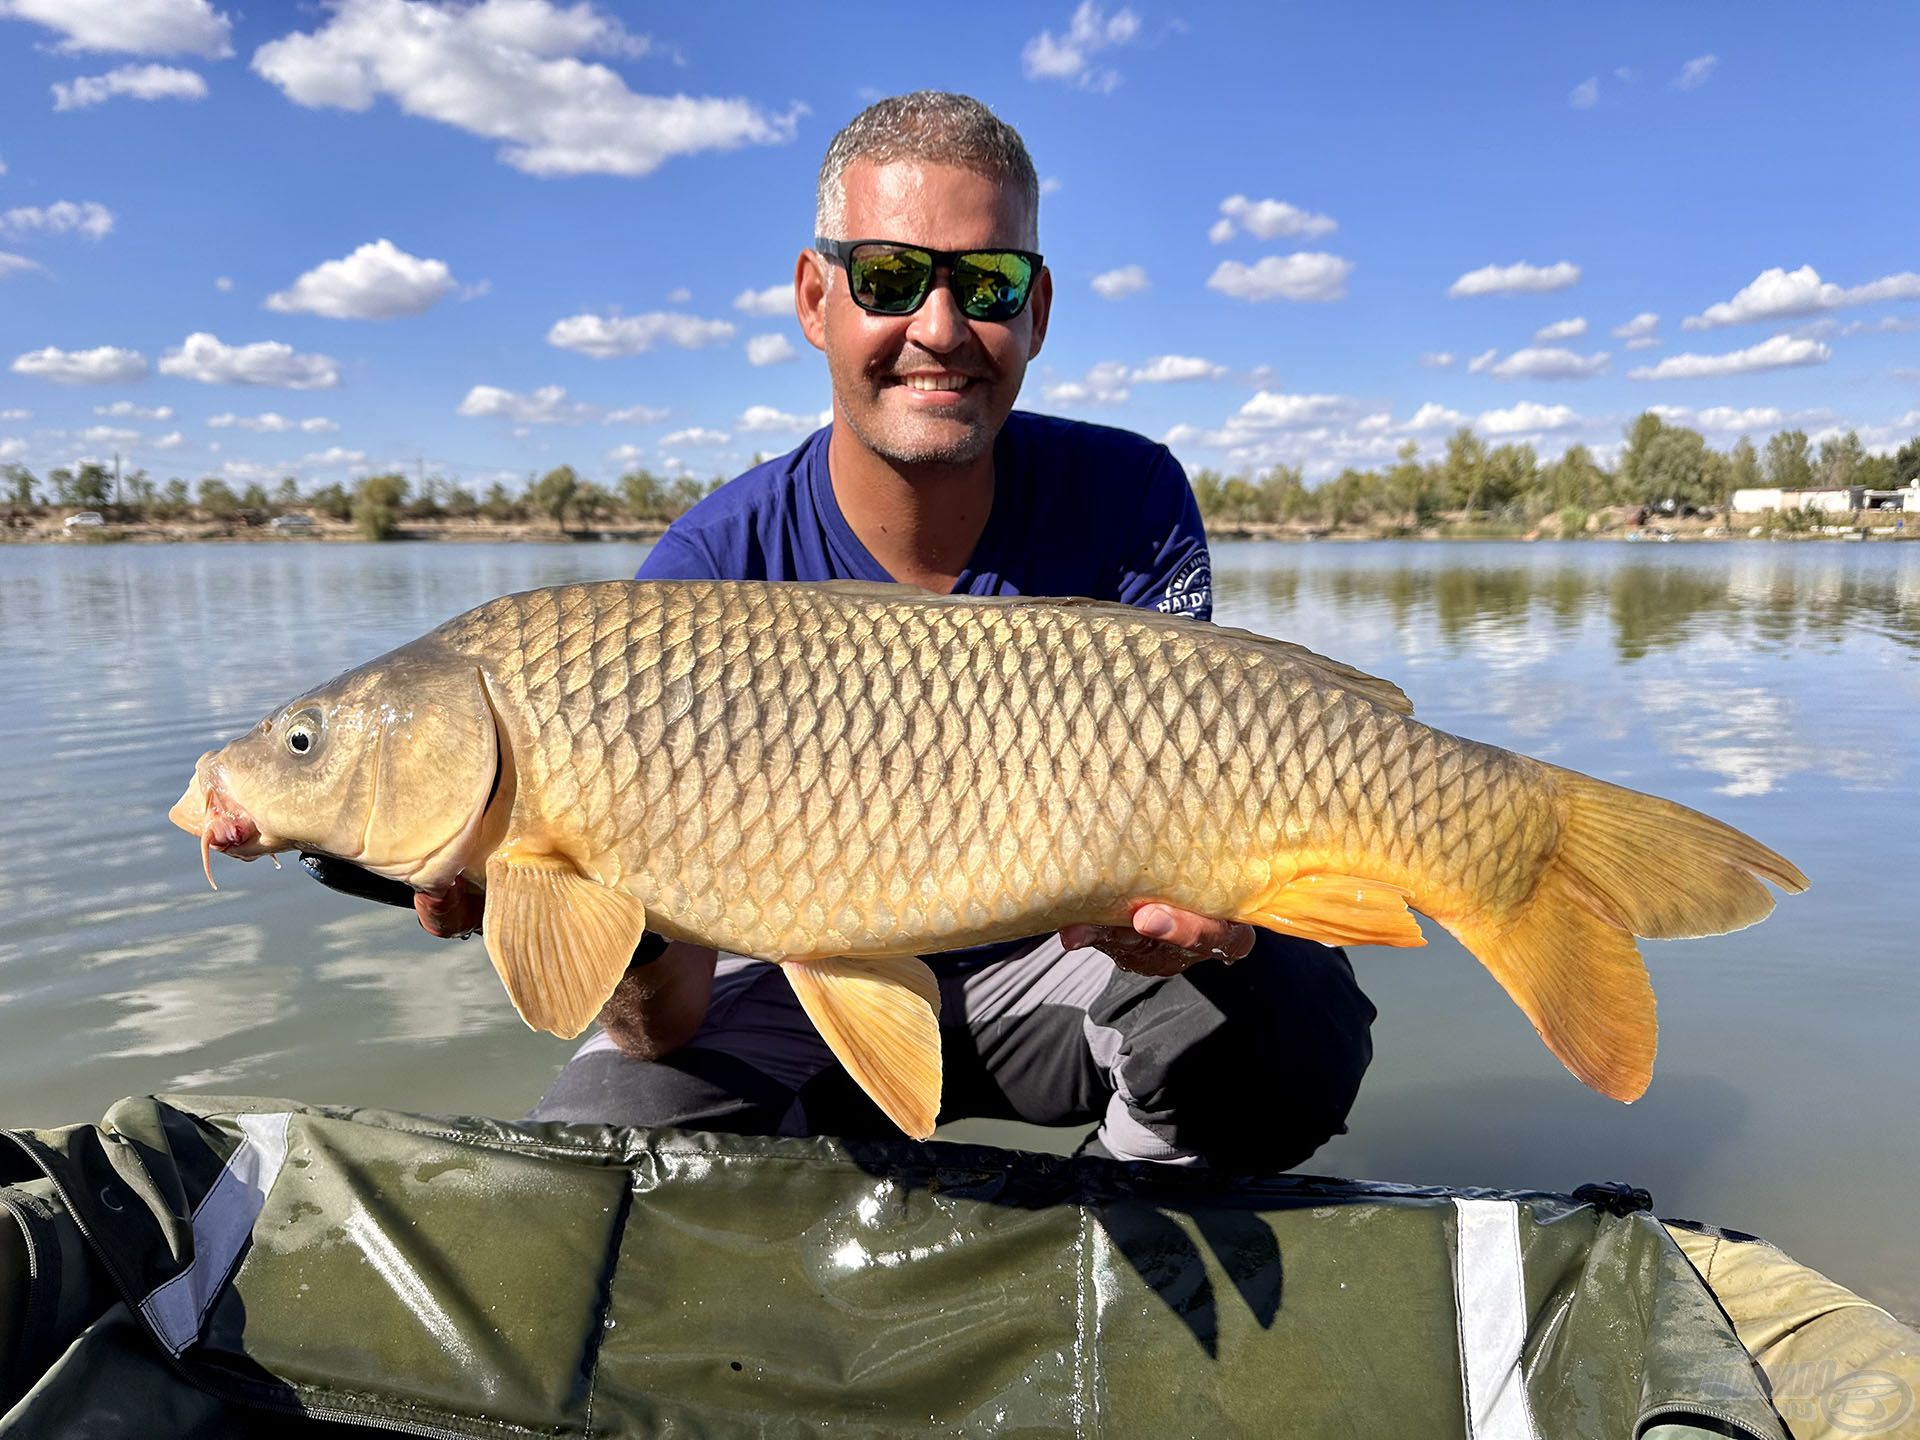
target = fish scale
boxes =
[174,578,1806,1134]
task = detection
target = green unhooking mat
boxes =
[0,1095,1803,1438]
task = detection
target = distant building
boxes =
[1730,483,1920,514]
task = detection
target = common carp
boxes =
[170,580,1806,1137]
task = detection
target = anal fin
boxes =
[781,955,942,1139]
[483,848,648,1039]
[1236,872,1428,950]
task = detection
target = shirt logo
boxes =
[1155,550,1212,618]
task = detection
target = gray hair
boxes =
[815,91,1040,247]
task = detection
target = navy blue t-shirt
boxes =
[637,411,1213,618]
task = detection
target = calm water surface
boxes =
[1,540,1914,1317]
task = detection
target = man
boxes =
[354,92,1374,1169]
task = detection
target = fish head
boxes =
[171,642,500,893]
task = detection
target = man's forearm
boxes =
[597,942,717,1060]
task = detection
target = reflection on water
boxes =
[0,540,1915,1320]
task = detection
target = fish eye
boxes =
[284,708,323,759]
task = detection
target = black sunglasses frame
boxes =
[814,237,1045,321]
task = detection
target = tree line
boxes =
[1187,417,1920,531]
[0,461,734,541]
[6,414,1918,541]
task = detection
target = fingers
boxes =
[415,875,484,939]
[1132,904,1255,959]
[1057,904,1254,977]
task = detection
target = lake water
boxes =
[1,539,1914,1319]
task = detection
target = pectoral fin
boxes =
[1236,872,1428,949]
[482,849,648,1039]
[781,955,942,1139]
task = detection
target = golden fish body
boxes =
[172,579,1806,1137]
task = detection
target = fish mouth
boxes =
[170,761,272,891]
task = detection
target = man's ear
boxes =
[1026,265,1053,360]
[796,249,828,353]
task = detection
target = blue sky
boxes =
[2,0,1917,495]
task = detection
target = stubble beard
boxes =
[838,391,998,470]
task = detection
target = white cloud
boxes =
[1649,405,1792,432]
[150,430,186,449]
[1235,390,1352,428]
[1045,360,1131,407]
[1485,346,1610,380]
[1131,354,1226,384]
[661,427,729,446]
[265,238,456,319]
[1533,316,1587,342]
[0,200,115,240]
[159,332,339,388]
[1090,264,1148,300]
[1210,194,1336,243]
[207,411,337,433]
[0,252,41,278]
[302,446,365,467]
[214,274,233,292]
[1448,260,1580,297]
[547,311,735,358]
[94,401,172,419]
[1683,264,1920,330]
[1628,333,1831,380]
[0,408,30,420]
[732,284,791,316]
[253,0,797,178]
[1674,54,1718,90]
[1419,352,1456,369]
[1039,175,1063,196]
[0,438,27,461]
[1466,347,1498,374]
[457,383,594,425]
[0,0,232,57]
[52,62,207,109]
[746,333,796,366]
[665,286,692,304]
[1207,252,1353,302]
[604,402,669,425]
[80,424,138,445]
[1612,311,1660,349]
[737,404,825,434]
[607,443,646,465]
[1614,66,1635,83]
[10,344,149,384]
[1477,401,1582,435]
[1403,402,1469,432]
[1569,77,1599,110]
[1022,1,1141,93]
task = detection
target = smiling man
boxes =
[516,93,1376,1167]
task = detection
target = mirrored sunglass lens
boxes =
[955,252,1032,318]
[849,246,933,313]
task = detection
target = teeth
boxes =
[901,375,968,391]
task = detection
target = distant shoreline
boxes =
[6,513,1916,546]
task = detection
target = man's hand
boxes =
[413,873,485,939]
[1059,904,1254,977]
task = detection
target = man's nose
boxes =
[905,278,968,353]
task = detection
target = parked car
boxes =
[267,514,314,533]
[62,511,105,530]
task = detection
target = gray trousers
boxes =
[531,932,1375,1172]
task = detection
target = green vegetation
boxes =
[1184,413,1918,532]
[2,412,1913,540]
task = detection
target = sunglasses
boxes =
[815,237,1044,322]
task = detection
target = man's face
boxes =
[799,159,1051,470]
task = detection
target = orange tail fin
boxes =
[1446,768,1807,1102]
